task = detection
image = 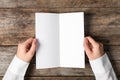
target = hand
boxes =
[84,36,104,60]
[16,38,37,62]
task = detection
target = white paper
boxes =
[35,12,85,69]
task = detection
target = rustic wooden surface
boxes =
[0,0,120,80]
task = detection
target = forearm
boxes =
[90,53,117,80]
[3,55,29,80]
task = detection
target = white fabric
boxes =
[90,54,118,80]
[3,53,117,80]
[3,55,29,80]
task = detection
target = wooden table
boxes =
[0,0,120,80]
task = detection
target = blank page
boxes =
[59,12,85,68]
[36,12,85,69]
[35,13,60,69]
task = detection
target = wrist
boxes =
[16,53,31,63]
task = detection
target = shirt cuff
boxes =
[89,53,112,74]
[8,55,29,76]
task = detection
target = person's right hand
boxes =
[16,38,37,62]
[84,36,104,60]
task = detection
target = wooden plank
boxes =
[1,76,120,80]
[24,77,95,80]
[0,61,120,77]
[0,8,120,45]
[0,46,17,64]
[0,0,120,8]
[0,0,17,8]
[0,9,34,45]
[17,0,120,8]
[105,46,120,61]
[0,76,94,80]
[22,76,120,80]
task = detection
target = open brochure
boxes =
[35,12,85,69]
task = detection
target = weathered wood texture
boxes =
[0,46,120,64]
[0,0,120,80]
[0,8,120,45]
[1,76,120,80]
[24,77,95,80]
[0,0,120,8]
[0,46,120,77]
[0,77,95,80]
[4,76,120,80]
[0,61,120,77]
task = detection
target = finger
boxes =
[84,38,92,56]
[28,39,37,55]
[24,38,33,45]
[86,36,98,46]
[23,38,34,53]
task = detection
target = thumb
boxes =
[86,36,98,47]
[84,37,92,57]
[28,39,37,55]
[24,38,33,46]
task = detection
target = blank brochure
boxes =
[35,12,85,69]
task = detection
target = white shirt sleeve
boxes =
[3,55,29,80]
[90,53,118,80]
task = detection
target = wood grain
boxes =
[20,60,120,77]
[0,0,119,8]
[24,77,95,80]
[0,0,17,8]
[0,9,34,45]
[0,0,120,79]
[18,0,112,8]
[0,46,120,64]
[0,8,120,45]
[1,76,120,80]
[0,45,120,77]
[0,77,95,80]
[0,61,120,77]
[0,45,119,77]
